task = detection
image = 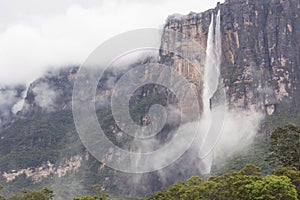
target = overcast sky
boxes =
[0,0,224,85]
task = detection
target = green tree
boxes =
[7,187,54,200]
[267,124,300,169]
[238,164,261,176]
[185,176,205,186]
[73,185,110,200]
[180,181,219,200]
[146,164,298,200]
[273,167,300,199]
[239,175,297,200]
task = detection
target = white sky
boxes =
[0,0,224,85]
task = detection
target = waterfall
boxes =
[215,10,222,73]
[203,11,221,114]
[199,10,222,174]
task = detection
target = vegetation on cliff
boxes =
[0,124,299,199]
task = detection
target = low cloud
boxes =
[32,82,59,112]
[0,0,223,85]
[0,85,26,128]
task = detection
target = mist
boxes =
[0,85,26,130]
[0,0,224,85]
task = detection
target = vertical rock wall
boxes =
[160,0,300,115]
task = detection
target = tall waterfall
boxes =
[199,10,222,174]
[203,10,221,114]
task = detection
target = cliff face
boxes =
[1,0,300,196]
[14,0,300,122]
[19,67,77,117]
[161,0,300,115]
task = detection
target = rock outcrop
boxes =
[161,0,300,115]
[19,67,78,117]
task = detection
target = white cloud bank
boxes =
[0,0,224,85]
